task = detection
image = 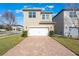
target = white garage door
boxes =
[28,27,48,36]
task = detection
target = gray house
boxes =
[53,8,79,38]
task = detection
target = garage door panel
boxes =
[28,28,48,36]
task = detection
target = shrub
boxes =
[49,31,54,37]
[21,31,27,37]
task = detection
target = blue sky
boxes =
[0,3,78,25]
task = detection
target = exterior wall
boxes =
[40,14,54,31]
[64,11,79,37]
[23,11,41,30]
[53,11,64,35]
[69,27,79,38]
[28,24,54,31]
[23,11,54,31]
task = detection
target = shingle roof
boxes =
[41,12,53,14]
[23,8,53,14]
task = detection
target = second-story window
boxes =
[29,11,36,18]
[69,11,77,18]
[42,14,45,19]
[42,14,49,20]
[46,14,49,19]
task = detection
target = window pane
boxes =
[33,14,36,18]
[29,11,32,15]
[29,14,32,18]
[33,12,36,18]
[73,12,77,17]
[29,11,33,18]
[33,12,36,15]
[46,14,49,19]
[42,14,45,19]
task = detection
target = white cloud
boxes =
[15,9,22,13]
[41,8,45,10]
[22,5,47,11]
[8,10,12,12]
[0,14,1,17]
[15,5,54,14]
[24,6,28,8]
[37,7,45,10]
[47,5,54,9]
[21,5,54,12]
[15,6,28,13]
[31,7,45,10]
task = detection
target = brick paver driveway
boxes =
[4,36,76,56]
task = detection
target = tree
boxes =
[0,10,16,30]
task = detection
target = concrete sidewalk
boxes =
[4,36,76,56]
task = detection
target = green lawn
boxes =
[0,34,24,55]
[52,35,79,56]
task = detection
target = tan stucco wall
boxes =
[23,11,54,31]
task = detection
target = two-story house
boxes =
[23,9,54,36]
[53,8,79,38]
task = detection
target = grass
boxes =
[0,34,24,55]
[52,34,79,56]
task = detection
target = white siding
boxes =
[64,11,79,37]
[69,27,79,38]
[53,10,79,38]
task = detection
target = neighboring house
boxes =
[53,8,79,38]
[0,29,6,32]
[12,25,23,31]
[0,25,6,31]
[23,9,54,36]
